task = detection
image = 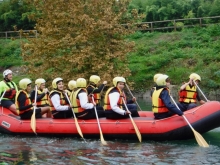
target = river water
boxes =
[0,99,220,165]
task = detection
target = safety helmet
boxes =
[3,69,12,78]
[35,78,46,88]
[113,77,126,87]
[89,75,100,84]
[156,75,169,86]
[153,73,163,83]
[68,80,77,90]
[189,73,201,82]
[19,78,32,90]
[52,77,63,89]
[76,78,87,88]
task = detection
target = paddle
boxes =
[193,80,208,102]
[64,93,84,139]
[30,85,37,135]
[122,97,142,142]
[170,95,209,147]
[91,97,107,145]
[0,90,6,104]
[125,84,142,111]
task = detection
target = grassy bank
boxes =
[127,25,220,91]
[1,25,220,91]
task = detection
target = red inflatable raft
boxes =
[0,101,220,141]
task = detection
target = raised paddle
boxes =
[125,84,142,111]
[30,85,38,134]
[122,97,142,142]
[170,95,209,147]
[64,93,84,139]
[0,90,6,104]
[92,97,107,145]
[193,80,208,102]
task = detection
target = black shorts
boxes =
[20,108,42,120]
[1,100,15,108]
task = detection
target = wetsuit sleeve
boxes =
[160,90,183,116]
[18,92,33,111]
[196,92,201,101]
[87,84,105,95]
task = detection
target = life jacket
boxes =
[87,84,101,104]
[71,88,87,113]
[152,88,169,113]
[35,90,49,107]
[15,90,33,115]
[48,90,69,112]
[66,89,72,98]
[2,81,17,99]
[104,87,124,110]
[179,84,197,103]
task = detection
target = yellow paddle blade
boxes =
[30,113,36,134]
[130,116,142,142]
[100,132,107,145]
[192,128,209,147]
[74,117,84,138]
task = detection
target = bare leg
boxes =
[40,107,51,118]
[8,104,18,115]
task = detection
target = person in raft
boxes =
[15,78,50,120]
[70,78,105,119]
[0,69,18,115]
[151,74,183,119]
[66,80,77,98]
[87,75,107,106]
[104,77,140,119]
[30,78,51,118]
[48,77,73,119]
[178,73,206,112]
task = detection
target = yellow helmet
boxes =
[153,73,163,82]
[68,80,76,90]
[89,75,100,84]
[156,75,169,86]
[113,77,126,87]
[76,78,87,88]
[52,77,63,89]
[19,78,32,90]
[35,78,46,88]
[189,73,201,81]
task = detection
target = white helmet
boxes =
[3,69,12,78]
[19,78,32,90]
[68,80,76,90]
[52,78,63,89]
[113,77,126,87]
[35,78,46,88]
[156,75,169,86]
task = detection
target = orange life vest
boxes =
[15,90,33,115]
[87,85,101,104]
[179,84,197,103]
[35,90,49,107]
[71,88,87,113]
[104,87,124,110]
[152,88,169,113]
[48,90,69,112]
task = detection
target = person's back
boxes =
[152,75,183,119]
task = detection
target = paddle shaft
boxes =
[64,93,84,139]
[125,84,142,111]
[193,80,208,102]
[0,90,6,103]
[122,97,142,142]
[30,86,38,134]
[91,97,107,145]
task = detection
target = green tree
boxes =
[21,0,136,86]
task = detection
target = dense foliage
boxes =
[21,0,136,85]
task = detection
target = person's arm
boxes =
[51,94,70,111]
[160,90,183,116]
[78,92,94,109]
[18,92,33,111]
[109,92,126,115]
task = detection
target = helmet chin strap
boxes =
[4,77,10,82]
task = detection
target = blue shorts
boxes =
[1,100,15,108]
